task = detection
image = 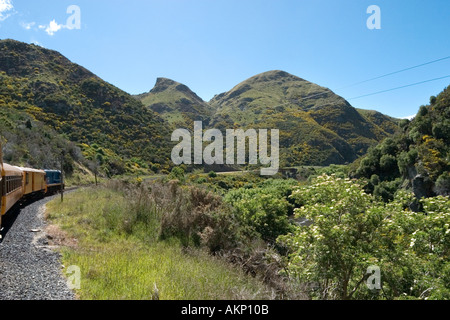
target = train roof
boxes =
[2,163,24,175]
[15,167,46,174]
[44,169,62,173]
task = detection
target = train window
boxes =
[4,176,23,195]
[26,173,30,184]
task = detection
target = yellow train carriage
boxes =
[20,167,47,196]
[1,164,25,228]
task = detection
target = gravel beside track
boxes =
[0,195,75,300]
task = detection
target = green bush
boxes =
[279,175,450,300]
[435,172,450,196]
[224,179,297,242]
[208,171,217,178]
[168,167,185,182]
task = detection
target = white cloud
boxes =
[402,114,416,120]
[0,0,14,21]
[20,21,35,30]
[33,5,81,36]
[40,19,65,36]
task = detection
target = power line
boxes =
[338,55,450,90]
[348,75,450,100]
[298,55,450,101]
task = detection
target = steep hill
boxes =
[135,77,213,129]
[209,70,399,166]
[0,39,172,174]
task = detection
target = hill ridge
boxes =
[0,39,172,174]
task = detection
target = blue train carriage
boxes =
[44,169,64,195]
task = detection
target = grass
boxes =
[45,186,272,300]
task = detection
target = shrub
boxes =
[224,181,296,243]
[168,166,185,182]
[156,182,239,252]
[279,175,450,300]
[379,154,399,178]
[435,172,450,196]
[208,171,217,178]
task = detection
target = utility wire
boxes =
[347,75,450,100]
[338,55,450,90]
[299,55,450,101]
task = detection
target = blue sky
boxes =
[1,0,449,118]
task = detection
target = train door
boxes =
[0,173,2,231]
[0,163,3,231]
[25,172,29,193]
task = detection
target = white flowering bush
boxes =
[278,174,450,300]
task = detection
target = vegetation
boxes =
[355,86,450,200]
[279,174,449,300]
[46,171,449,300]
[224,179,298,243]
[209,70,399,167]
[135,77,213,130]
[45,183,274,300]
[0,39,173,175]
[0,106,81,172]
[2,39,449,301]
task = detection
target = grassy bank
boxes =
[45,185,272,300]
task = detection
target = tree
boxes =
[278,175,450,300]
[87,160,100,186]
[278,175,385,299]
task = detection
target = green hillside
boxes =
[1,40,400,172]
[135,77,213,130]
[0,106,82,174]
[355,85,450,200]
[0,39,172,174]
[209,70,399,166]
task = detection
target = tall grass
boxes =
[45,183,273,300]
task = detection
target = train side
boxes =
[19,167,47,197]
[1,164,24,218]
[0,165,64,232]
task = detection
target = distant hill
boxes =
[0,39,172,174]
[135,77,213,130]
[209,70,399,166]
[1,39,400,172]
[136,70,399,167]
[356,108,400,135]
